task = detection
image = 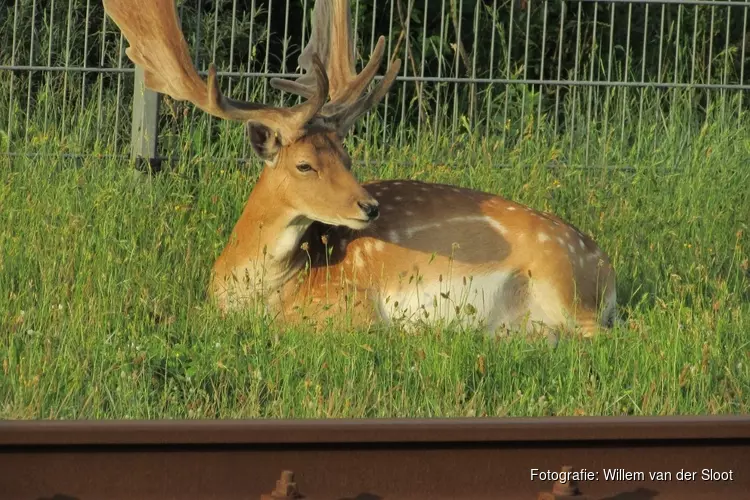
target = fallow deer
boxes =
[103,0,617,340]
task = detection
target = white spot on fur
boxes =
[364,241,374,254]
[353,248,364,269]
[579,238,585,249]
[579,256,584,268]
[567,244,575,253]
[394,182,403,186]
[485,218,509,235]
[389,230,400,243]
[455,216,508,235]
[416,196,424,202]
[375,241,385,252]
[395,196,403,201]
[506,206,516,211]
[538,233,550,243]
[557,237,565,245]
[420,187,428,192]
[384,205,394,211]
[405,211,414,216]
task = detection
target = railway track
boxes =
[0,416,748,499]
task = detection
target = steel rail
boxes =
[0,416,748,500]
[4,66,750,91]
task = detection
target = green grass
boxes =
[1,75,750,419]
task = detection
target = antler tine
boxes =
[271,0,390,115]
[270,0,333,100]
[103,0,329,144]
[332,57,401,135]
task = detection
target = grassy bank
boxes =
[1,83,749,418]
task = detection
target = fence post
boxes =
[130,65,160,170]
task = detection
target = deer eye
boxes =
[296,163,313,173]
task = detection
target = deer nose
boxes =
[358,200,380,220]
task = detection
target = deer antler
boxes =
[102,0,329,144]
[271,0,401,134]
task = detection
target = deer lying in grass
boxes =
[103,0,617,340]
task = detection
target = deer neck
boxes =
[220,168,312,295]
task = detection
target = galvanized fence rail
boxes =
[1,0,749,167]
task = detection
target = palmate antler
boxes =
[271,0,402,135]
[102,0,329,144]
[103,0,399,143]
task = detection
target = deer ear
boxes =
[246,123,281,163]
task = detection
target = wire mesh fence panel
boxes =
[1,0,749,168]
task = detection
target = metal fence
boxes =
[2,0,749,167]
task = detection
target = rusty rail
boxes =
[0,416,748,499]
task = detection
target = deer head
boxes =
[103,0,401,230]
